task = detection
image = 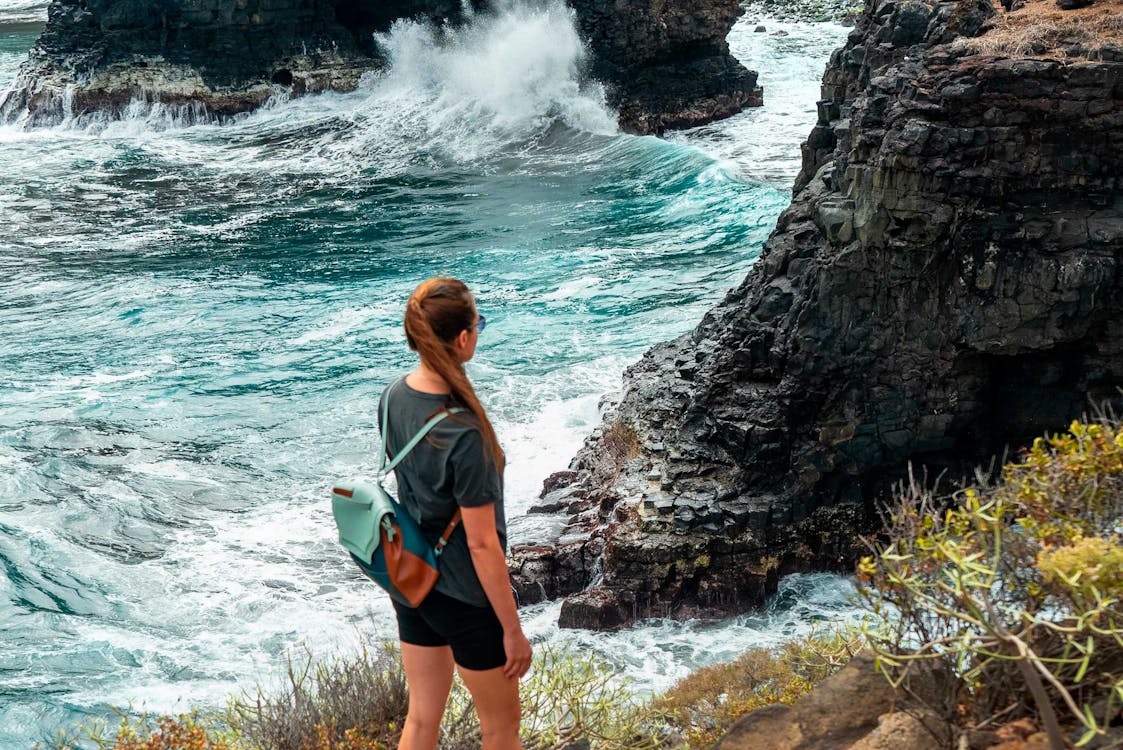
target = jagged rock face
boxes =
[0,0,478,123]
[569,0,762,132]
[0,0,760,133]
[509,0,1123,629]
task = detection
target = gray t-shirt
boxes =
[377,377,505,608]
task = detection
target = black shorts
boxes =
[392,588,506,671]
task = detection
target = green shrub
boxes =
[858,418,1123,749]
[225,642,425,750]
[228,640,671,750]
[652,629,861,747]
[38,712,236,750]
[510,644,670,749]
[48,642,671,749]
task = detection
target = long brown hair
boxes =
[403,278,503,469]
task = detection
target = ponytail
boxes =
[403,278,504,471]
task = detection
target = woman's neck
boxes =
[406,363,451,395]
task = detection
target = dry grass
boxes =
[652,629,862,748]
[603,419,642,465]
[225,643,424,750]
[953,0,1123,58]
[45,642,678,750]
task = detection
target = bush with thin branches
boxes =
[858,418,1123,749]
[226,642,433,750]
[228,640,672,750]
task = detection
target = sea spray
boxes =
[0,13,853,747]
[371,0,616,150]
[305,0,620,173]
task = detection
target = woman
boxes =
[378,277,532,750]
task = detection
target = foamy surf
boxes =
[0,8,852,745]
[0,0,46,24]
[0,0,614,161]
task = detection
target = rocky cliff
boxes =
[568,0,761,133]
[509,0,1123,629]
[0,0,760,133]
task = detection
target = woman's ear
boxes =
[455,328,470,354]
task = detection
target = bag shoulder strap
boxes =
[379,378,466,557]
[379,378,464,476]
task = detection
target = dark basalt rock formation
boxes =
[0,0,760,133]
[508,0,1123,629]
[569,0,762,133]
[0,0,483,125]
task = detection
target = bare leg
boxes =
[398,642,455,750]
[457,665,522,750]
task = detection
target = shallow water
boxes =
[0,3,852,744]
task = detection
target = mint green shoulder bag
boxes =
[330,382,462,562]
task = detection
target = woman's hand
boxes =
[503,626,532,680]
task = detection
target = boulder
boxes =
[712,652,906,749]
[848,711,945,750]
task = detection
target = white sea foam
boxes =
[0,11,855,745]
[289,306,384,347]
[52,369,155,388]
[1,0,615,174]
[370,0,616,153]
[0,0,46,24]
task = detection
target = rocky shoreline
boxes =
[742,0,863,23]
[0,0,761,133]
[509,0,1123,630]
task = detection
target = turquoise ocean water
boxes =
[0,3,852,745]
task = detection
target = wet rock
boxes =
[527,486,583,514]
[1,0,762,134]
[569,0,761,133]
[508,546,559,605]
[511,0,1123,629]
[0,0,439,124]
[541,470,579,495]
[558,587,631,630]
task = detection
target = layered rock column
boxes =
[0,0,760,132]
[510,0,1123,629]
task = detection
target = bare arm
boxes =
[461,503,532,679]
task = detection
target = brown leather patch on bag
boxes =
[382,523,440,607]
